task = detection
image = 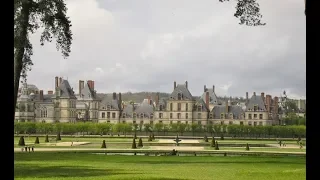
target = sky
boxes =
[27,0,306,99]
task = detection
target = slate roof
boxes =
[156,97,167,111]
[200,88,222,105]
[30,94,54,103]
[211,105,244,119]
[100,94,120,110]
[134,99,154,117]
[78,81,98,100]
[194,98,209,111]
[55,80,77,99]
[169,84,193,100]
[122,104,138,118]
[245,95,266,111]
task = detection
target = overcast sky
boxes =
[27,0,305,99]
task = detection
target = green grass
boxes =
[204,147,306,152]
[14,152,305,180]
[200,140,303,144]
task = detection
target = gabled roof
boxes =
[169,84,193,100]
[100,95,120,110]
[245,95,266,111]
[211,105,244,119]
[134,99,154,116]
[55,80,76,99]
[122,104,138,117]
[201,88,222,105]
[194,98,209,111]
[79,81,98,100]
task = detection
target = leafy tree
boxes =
[177,123,187,136]
[56,132,61,141]
[220,134,224,140]
[34,136,39,144]
[123,123,132,137]
[154,123,163,135]
[148,134,152,142]
[152,133,155,140]
[211,137,215,147]
[14,122,23,134]
[246,143,250,151]
[101,140,106,148]
[18,136,25,146]
[169,123,179,133]
[207,124,214,136]
[134,132,137,139]
[45,134,49,142]
[132,138,137,149]
[138,137,143,147]
[14,0,72,118]
[215,141,219,150]
[204,135,208,142]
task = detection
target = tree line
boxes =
[14,122,305,138]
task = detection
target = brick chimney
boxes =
[40,90,44,101]
[59,77,62,85]
[113,92,117,100]
[47,90,53,95]
[87,80,94,90]
[185,81,188,89]
[266,95,271,112]
[212,85,215,92]
[118,93,122,110]
[273,96,279,114]
[205,91,210,109]
[225,100,229,113]
[79,80,84,95]
[204,85,207,92]
[147,95,151,105]
[246,92,249,104]
[174,81,176,89]
[156,92,160,106]
[261,92,265,102]
[55,76,59,88]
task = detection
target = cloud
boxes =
[26,0,305,99]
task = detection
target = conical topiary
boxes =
[211,137,215,147]
[132,138,137,149]
[220,134,224,140]
[56,133,61,141]
[35,137,40,144]
[45,134,49,142]
[138,137,143,147]
[101,140,106,148]
[214,141,219,150]
[152,133,155,140]
[134,133,137,139]
[18,136,25,146]
[204,135,208,142]
[246,143,250,151]
[148,134,152,142]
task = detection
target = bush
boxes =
[56,133,61,141]
[45,134,49,142]
[132,138,137,149]
[18,136,25,146]
[214,141,219,150]
[138,137,143,147]
[152,133,155,140]
[220,134,224,140]
[204,135,208,142]
[246,143,250,151]
[101,140,106,148]
[211,137,215,147]
[35,137,40,144]
[148,135,152,142]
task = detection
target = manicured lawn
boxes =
[204,147,306,152]
[200,140,302,144]
[14,152,305,180]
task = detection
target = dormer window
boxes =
[220,113,224,119]
[229,113,233,119]
[159,105,163,111]
[133,113,136,118]
[140,113,144,119]
[122,113,126,118]
[197,105,202,112]
[178,93,182,100]
[209,113,213,119]
[107,105,111,110]
[253,105,258,111]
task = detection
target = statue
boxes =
[173,134,181,146]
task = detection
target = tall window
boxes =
[186,103,188,111]
[178,103,181,111]
[40,107,47,118]
[248,114,252,119]
[122,113,126,118]
[107,112,110,118]
[198,113,201,119]
[197,105,202,111]
[177,113,181,119]
[159,105,163,111]
[185,113,188,119]
[150,113,154,119]
[159,113,163,119]
[102,112,105,118]
[170,103,173,111]
[259,114,263,119]
[170,113,173,119]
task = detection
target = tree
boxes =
[45,134,49,142]
[220,134,224,140]
[18,136,25,146]
[148,134,152,142]
[152,133,155,140]
[138,137,143,147]
[215,141,219,150]
[246,143,250,151]
[35,136,39,144]
[56,132,61,141]
[204,135,208,142]
[211,137,216,147]
[134,132,137,139]
[132,138,137,149]
[101,140,106,148]
[14,0,73,119]
[154,123,163,135]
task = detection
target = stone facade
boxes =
[15,79,280,126]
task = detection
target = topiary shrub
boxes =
[134,133,137,139]
[138,137,143,147]
[246,143,250,151]
[101,140,106,148]
[56,133,61,141]
[211,137,215,147]
[220,134,224,140]
[18,136,25,146]
[204,135,208,142]
[148,135,152,142]
[214,141,219,150]
[35,137,40,144]
[132,138,137,149]
[152,133,155,140]
[45,134,49,142]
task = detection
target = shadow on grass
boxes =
[14,164,139,179]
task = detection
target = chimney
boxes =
[113,92,116,100]
[79,80,83,95]
[253,92,256,96]
[212,85,215,92]
[47,90,53,95]
[185,81,188,89]
[204,85,207,92]
[174,81,176,89]
[225,100,229,113]
[87,80,94,90]
[205,91,210,109]
[59,77,62,85]
[261,92,265,102]
[246,92,249,104]
[273,96,279,119]
[266,95,271,112]
[118,93,122,110]
[40,90,44,101]
[55,76,59,88]
[147,95,151,104]
[156,92,160,106]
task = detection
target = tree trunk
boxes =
[14,1,31,120]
